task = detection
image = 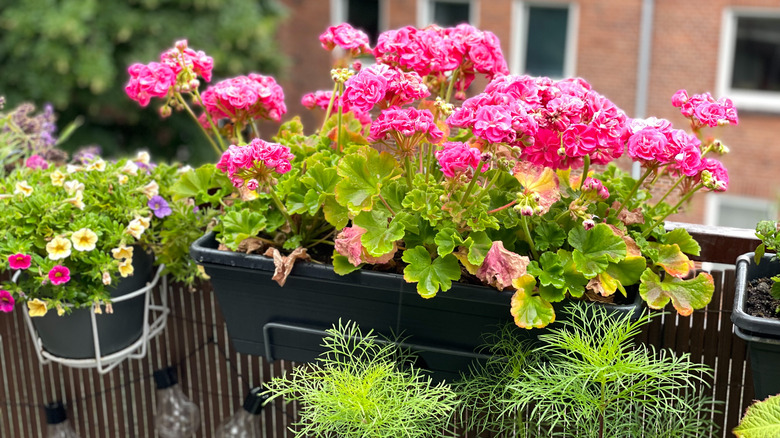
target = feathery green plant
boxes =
[456,305,719,437]
[263,321,460,438]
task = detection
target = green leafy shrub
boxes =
[455,305,719,437]
[263,321,460,438]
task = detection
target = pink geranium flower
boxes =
[125,62,177,107]
[160,39,214,82]
[435,142,484,178]
[8,253,32,270]
[319,23,371,56]
[216,139,295,187]
[0,290,13,313]
[201,74,287,123]
[25,154,49,170]
[48,265,71,286]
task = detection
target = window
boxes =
[706,194,777,229]
[418,0,475,27]
[511,2,577,78]
[332,0,384,45]
[717,9,780,112]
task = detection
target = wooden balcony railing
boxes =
[0,224,763,437]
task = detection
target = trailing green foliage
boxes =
[263,321,460,438]
[0,0,286,161]
[455,304,720,437]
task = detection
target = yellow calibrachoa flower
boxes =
[86,158,106,172]
[138,216,151,229]
[93,301,102,314]
[121,161,139,176]
[66,164,83,174]
[56,303,65,316]
[64,180,85,194]
[46,236,72,260]
[117,174,128,185]
[118,259,134,278]
[102,271,112,285]
[28,299,48,317]
[111,244,134,260]
[71,228,98,252]
[142,181,159,198]
[14,181,33,197]
[136,151,151,164]
[64,191,85,210]
[126,219,146,239]
[50,169,66,186]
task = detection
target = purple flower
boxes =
[148,195,172,218]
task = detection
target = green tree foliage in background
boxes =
[0,0,287,163]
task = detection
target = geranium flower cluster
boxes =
[319,23,371,57]
[369,107,444,151]
[126,40,214,108]
[374,24,508,96]
[201,73,287,124]
[672,89,739,128]
[435,141,486,178]
[343,64,430,112]
[216,138,294,189]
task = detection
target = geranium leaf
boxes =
[661,227,701,256]
[332,253,362,275]
[733,394,780,438]
[605,255,646,287]
[354,209,405,257]
[639,269,714,316]
[300,162,340,194]
[171,164,232,204]
[527,252,566,289]
[514,162,561,214]
[558,250,589,298]
[534,222,567,252]
[587,272,621,297]
[569,223,627,263]
[434,227,463,256]
[218,210,267,251]
[402,246,461,298]
[335,147,402,214]
[464,230,493,265]
[402,182,445,226]
[649,243,694,278]
[511,274,555,329]
[322,195,349,229]
[476,241,529,290]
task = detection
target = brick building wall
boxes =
[273,0,780,226]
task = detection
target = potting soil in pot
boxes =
[745,277,780,319]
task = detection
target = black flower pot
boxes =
[191,231,643,380]
[733,252,780,400]
[30,249,156,359]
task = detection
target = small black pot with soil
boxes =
[733,252,780,399]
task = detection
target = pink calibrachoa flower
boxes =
[125,62,177,107]
[201,74,286,123]
[435,142,484,178]
[48,265,71,286]
[319,23,372,56]
[216,139,295,187]
[0,290,13,313]
[160,39,214,82]
[25,154,49,170]
[334,225,397,266]
[8,253,32,270]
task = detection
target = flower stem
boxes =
[404,156,414,188]
[655,174,686,207]
[459,171,481,204]
[642,182,705,237]
[321,82,339,133]
[578,155,591,191]
[521,215,539,260]
[268,189,299,236]
[378,194,396,217]
[336,82,344,152]
[487,200,517,215]
[174,92,223,156]
[613,166,654,218]
[444,67,460,104]
[191,89,227,151]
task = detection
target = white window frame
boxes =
[417,0,479,28]
[716,7,780,112]
[331,0,388,33]
[705,193,778,228]
[510,1,578,78]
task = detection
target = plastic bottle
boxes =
[45,401,80,438]
[214,386,269,437]
[153,366,201,437]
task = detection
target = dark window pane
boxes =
[731,16,780,92]
[348,0,380,44]
[525,6,569,77]
[433,1,470,26]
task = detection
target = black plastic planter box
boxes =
[733,252,780,400]
[191,231,643,380]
